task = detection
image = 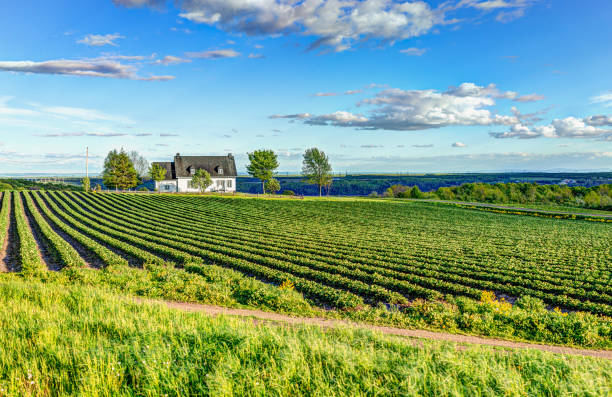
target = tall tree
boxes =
[128,151,149,179]
[190,169,212,193]
[149,163,167,193]
[246,149,279,194]
[302,148,332,197]
[102,149,139,190]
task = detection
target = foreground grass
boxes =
[0,278,610,396]
[7,263,611,350]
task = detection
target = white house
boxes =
[152,153,237,193]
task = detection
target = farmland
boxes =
[0,191,611,345]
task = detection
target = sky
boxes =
[0,0,611,174]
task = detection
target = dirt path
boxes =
[408,199,612,219]
[140,299,612,360]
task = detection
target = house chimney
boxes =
[228,153,233,158]
[176,153,180,157]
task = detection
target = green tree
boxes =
[265,178,281,194]
[246,149,279,193]
[102,149,139,190]
[190,169,212,193]
[81,177,90,193]
[149,163,168,193]
[301,148,333,197]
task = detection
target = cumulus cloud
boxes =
[0,59,173,81]
[114,1,537,52]
[585,115,612,127]
[186,49,241,59]
[272,82,524,131]
[490,116,612,140]
[77,33,124,46]
[248,53,265,59]
[399,47,427,56]
[452,142,467,147]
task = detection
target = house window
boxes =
[227,180,232,188]
[218,167,224,175]
[164,184,172,191]
[216,180,222,186]
[189,167,195,175]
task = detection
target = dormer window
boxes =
[218,167,224,175]
[189,166,195,175]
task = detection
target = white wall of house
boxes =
[156,178,236,193]
[157,180,178,192]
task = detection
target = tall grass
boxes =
[0,277,610,396]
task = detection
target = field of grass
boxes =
[0,277,610,396]
[0,191,610,349]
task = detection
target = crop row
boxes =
[52,192,612,315]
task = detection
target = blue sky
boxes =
[0,0,611,174]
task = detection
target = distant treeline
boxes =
[238,173,612,197]
[379,182,612,210]
[0,179,83,192]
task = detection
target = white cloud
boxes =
[186,49,241,59]
[592,92,612,107]
[313,92,338,97]
[115,1,537,52]
[399,47,427,56]
[37,132,130,137]
[248,53,265,59]
[452,142,467,147]
[156,55,191,65]
[0,59,173,81]
[77,33,124,47]
[514,93,545,102]
[272,82,523,131]
[490,116,612,140]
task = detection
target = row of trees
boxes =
[95,147,334,196]
[380,182,612,210]
[246,148,333,196]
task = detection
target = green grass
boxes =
[0,277,610,396]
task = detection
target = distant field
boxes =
[1,191,610,317]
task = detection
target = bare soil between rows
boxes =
[139,298,612,360]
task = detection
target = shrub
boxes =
[138,187,149,192]
[282,190,295,196]
[0,182,12,191]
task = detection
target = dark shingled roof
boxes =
[153,153,236,180]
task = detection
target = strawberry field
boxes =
[0,191,610,316]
